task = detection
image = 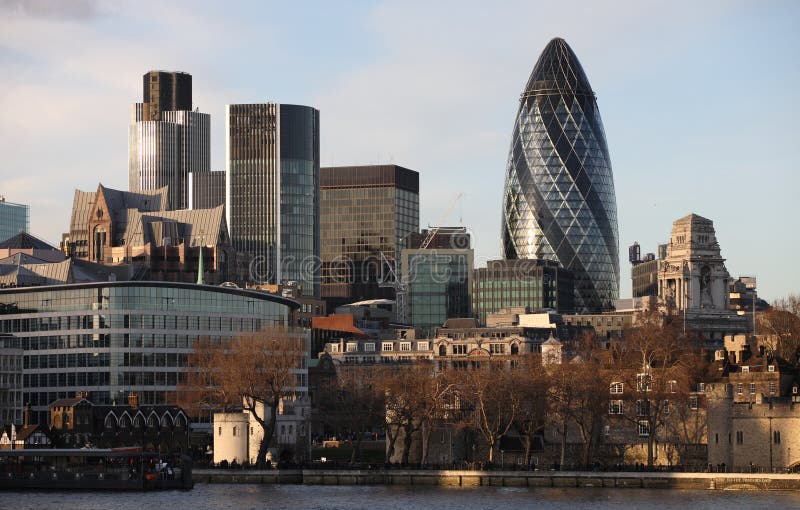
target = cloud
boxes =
[0,0,100,20]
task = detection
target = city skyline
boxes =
[1,1,798,301]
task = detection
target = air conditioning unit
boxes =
[793,386,798,395]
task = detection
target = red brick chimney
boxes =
[127,392,139,409]
[23,403,31,427]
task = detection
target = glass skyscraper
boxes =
[129,71,211,210]
[0,198,29,243]
[501,38,619,312]
[226,104,320,297]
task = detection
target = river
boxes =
[2,484,799,509]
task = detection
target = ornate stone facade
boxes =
[657,214,747,340]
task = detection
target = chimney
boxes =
[75,391,88,399]
[23,403,31,427]
[127,392,139,409]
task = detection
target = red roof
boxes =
[311,314,369,338]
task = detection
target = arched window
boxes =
[232,426,238,437]
[104,415,116,429]
[510,344,519,355]
[147,415,157,428]
[119,415,129,428]
[439,345,447,356]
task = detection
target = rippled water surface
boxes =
[2,484,800,510]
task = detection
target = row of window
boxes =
[608,397,698,415]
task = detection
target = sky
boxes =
[0,0,798,302]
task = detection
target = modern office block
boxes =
[401,228,473,332]
[226,103,320,296]
[472,259,574,326]
[129,71,210,210]
[188,170,226,210]
[0,281,298,425]
[0,197,29,244]
[501,38,619,312]
[320,165,419,307]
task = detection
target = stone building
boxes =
[213,398,311,466]
[64,183,240,284]
[657,214,747,340]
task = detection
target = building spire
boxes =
[196,238,205,285]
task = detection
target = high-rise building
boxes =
[129,71,210,210]
[501,38,619,313]
[0,197,29,243]
[401,228,473,332]
[472,259,574,326]
[141,71,192,122]
[226,103,320,296]
[188,170,226,209]
[320,165,419,307]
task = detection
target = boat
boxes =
[0,447,193,490]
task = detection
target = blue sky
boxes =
[0,0,798,301]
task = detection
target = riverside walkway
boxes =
[193,468,800,491]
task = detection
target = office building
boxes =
[188,170,225,210]
[226,103,320,296]
[630,241,660,299]
[0,281,298,425]
[501,38,619,313]
[472,258,574,325]
[401,228,473,332]
[0,197,29,244]
[320,165,419,308]
[129,71,210,210]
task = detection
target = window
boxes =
[689,396,699,410]
[400,342,412,351]
[741,366,749,373]
[489,343,506,354]
[381,342,394,352]
[768,365,775,373]
[218,426,222,437]
[749,383,756,395]
[364,343,375,352]
[610,382,623,395]
[608,400,623,415]
[663,399,670,415]
[667,380,677,393]
[774,431,781,444]
[232,426,238,437]
[736,431,743,444]
[636,399,650,417]
[638,421,650,437]
[453,345,467,355]
[768,382,776,395]
[346,342,358,353]
[417,341,429,351]
[696,382,705,393]
[636,373,652,392]
[736,383,743,395]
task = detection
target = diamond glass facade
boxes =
[501,38,619,312]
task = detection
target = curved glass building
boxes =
[501,38,619,312]
[0,281,299,424]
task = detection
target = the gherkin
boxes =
[501,38,619,312]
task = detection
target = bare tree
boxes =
[511,354,548,466]
[758,307,800,363]
[611,314,700,467]
[180,327,306,466]
[317,365,386,464]
[567,334,611,467]
[458,363,519,464]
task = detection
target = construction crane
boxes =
[378,192,464,324]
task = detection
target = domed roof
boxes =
[522,37,594,99]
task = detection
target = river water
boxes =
[2,484,799,510]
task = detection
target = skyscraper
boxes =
[501,38,619,312]
[320,165,419,308]
[0,197,29,243]
[226,103,320,297]
[129,71,210,210]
